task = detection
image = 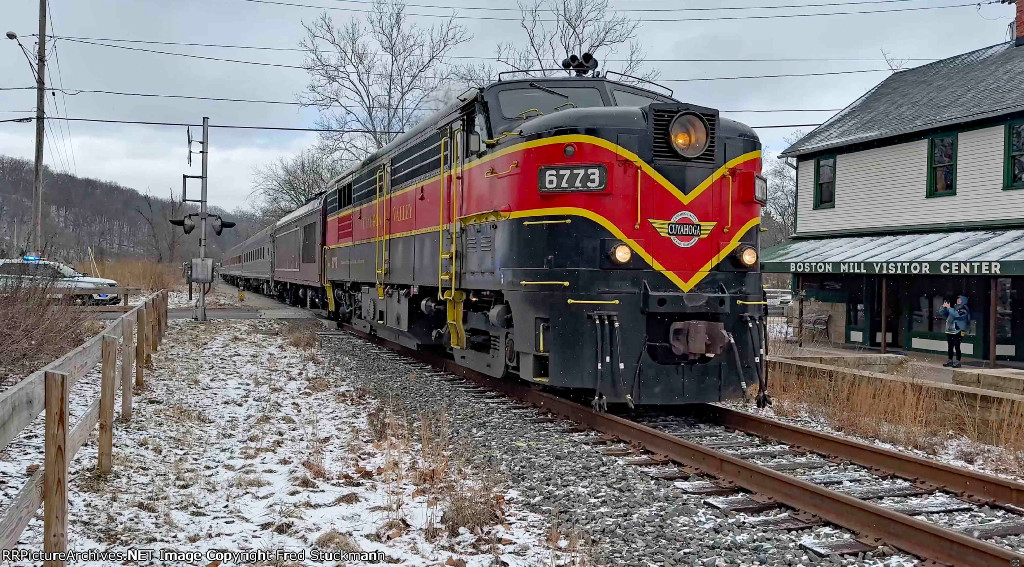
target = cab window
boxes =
[611,89,662,107]
[496,86,604,119]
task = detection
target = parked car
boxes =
[0,257,121,305]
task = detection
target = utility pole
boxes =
[198,116,210,321]
[32,0,47,255]
[170,117,234,322]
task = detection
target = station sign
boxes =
[763,260,1024,276]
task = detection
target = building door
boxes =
[869,276,901,348]
[908,276,982,358]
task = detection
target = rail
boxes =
[0,290,169,563]
[341,323,1024,567]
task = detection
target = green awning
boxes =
[762,229,1024,276]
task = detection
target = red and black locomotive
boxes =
[223,67,768,407]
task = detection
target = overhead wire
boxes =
[46,0,78,174]
[237,0,998,22]
[0,115,821,130]
[0,86,845,114]
[40,34,940,63]
[44,39,896,81]
[43,57,73,174]
[318,0,931,13]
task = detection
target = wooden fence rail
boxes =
[0,290,169,563]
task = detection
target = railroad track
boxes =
[324,325,1024,567]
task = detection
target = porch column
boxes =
[990,277,998,368]
[880,276,888,354]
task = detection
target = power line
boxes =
[40,34,940,63]
[47,1,78,174]
[42,96,70,174]
[43,56,73,175]
[0,115,820,130]
[44,39,894,81]
[319,0,929,13]
[0,85,845,114]
[238,0,997,22]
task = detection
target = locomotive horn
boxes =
[582,52,599,71]
[561,57,572,70]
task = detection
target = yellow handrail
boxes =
[485,160,519,178]
[523,219,571,226]
[567,299,620,305]
[520,281,570,287]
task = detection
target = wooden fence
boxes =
[0,290,169,564]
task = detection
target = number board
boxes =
[538,165,607,193]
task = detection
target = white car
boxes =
[0,257,121,305]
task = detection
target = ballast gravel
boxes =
[321,332,921,567]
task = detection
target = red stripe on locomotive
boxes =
[324,137,761,289]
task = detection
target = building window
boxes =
[1006,120,1024,190]
[997,278,1013,344]
[927,133,957,197]
[813,156,835,209]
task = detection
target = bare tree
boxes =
[135,189,185,263]
[250,147,347,221]
[458,0,655,84]
[761,132,805,249]
[299,1,470,163]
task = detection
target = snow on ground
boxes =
[1,319,557,566]
[717,398,1024,484]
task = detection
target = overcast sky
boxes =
[0,0,1017,209]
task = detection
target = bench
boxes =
[802,313,830,343]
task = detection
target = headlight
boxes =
[610,243,633,264]
[737,246,758,267]
[754,175,767,204]
[668,113,710,158]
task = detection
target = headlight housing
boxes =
[754,175,767,204]
[610,243,633,264]
[737,246,758,267]
[668,113,710,158]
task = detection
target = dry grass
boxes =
[78,258,182,291]
[441,479,505,537]
[283,320,320,350]
[770,361,1024,456]
[0,281,94,389]
[315,528,361,552]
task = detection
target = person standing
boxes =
[941,295,970,368]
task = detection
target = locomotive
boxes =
[223,65,768,407]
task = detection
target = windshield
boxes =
[611,88,667,107]
[496,86,605,119]
[54,263,82,277]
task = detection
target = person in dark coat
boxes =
[940,295,970,368]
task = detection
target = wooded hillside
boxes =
[0,156,263,263]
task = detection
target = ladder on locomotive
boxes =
[374,163,391,299]
[438,126,467,349]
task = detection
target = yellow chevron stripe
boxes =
[326,135,761,221]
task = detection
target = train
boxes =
[222,68,769,408]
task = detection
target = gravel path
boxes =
[322,333,921,567]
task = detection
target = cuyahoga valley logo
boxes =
[649,211,716,248]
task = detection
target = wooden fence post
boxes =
[159,291,167,343]
[150,298,159,354]
[136,304,148,383]
[121,318,135,422]
[43,370,68,567]
[98,335,117,474]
